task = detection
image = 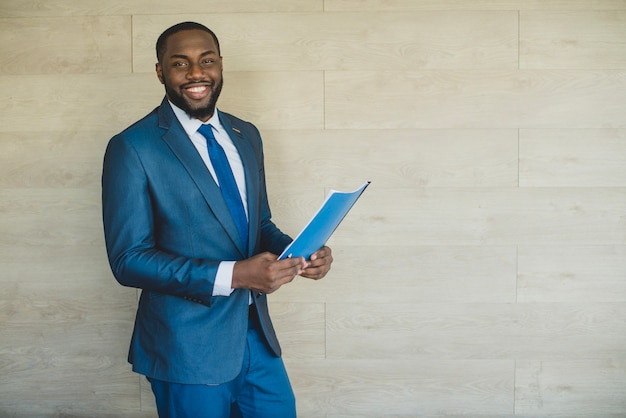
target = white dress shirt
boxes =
[169,101,246,297]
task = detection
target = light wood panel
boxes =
[0,247,117,294]
[285,358,514,416]
[326,0,626,11]
[518,246,626,303]
[263,129,519,189]
[133,12,518,72]
[270,302,326,358]
[0,71,323,133]
[0,16,131,75]
[299,187,626,246]
[218,71,324,130]
[325,303,626,360]
[521,11,626,69]
[0,131,110,189]
[0,188,102,249]
[0,0,322,17]
[516,360,626,415]
[0,310,139,413]
[270,245,517,304]
[520,129,626,187]
[0,74,159,133]
[325,70,626,129]
[1,2,625,417]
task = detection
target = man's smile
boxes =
[183,84,211,100]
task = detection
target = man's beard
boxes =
[165,77,223,121]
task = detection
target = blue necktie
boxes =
[198,124,248,250]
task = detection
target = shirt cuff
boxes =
[212,261,236,296]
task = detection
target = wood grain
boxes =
[132,12,518,72]
[0,0,321,17]
[516,360,626,415]
[0,131,110,189]
[325,70,626,129]
[518,245,626,302]
[263,129,519,189]
[289,187,626,246]
[521,11,626,69]
[271,245,517,304]
[0,71,323,132]
[1,3,625,417]
[326,0,626,11]
[285,358,514,415]
[269,302,326,358]
[520,129,626,187]
[325,303,626,360]
[0,16,131,75]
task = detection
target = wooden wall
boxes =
[1,1,625,417]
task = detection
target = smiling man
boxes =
[102,22,333,417]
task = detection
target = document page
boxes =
[278,181,370,260]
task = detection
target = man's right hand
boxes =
[232,252,308,294]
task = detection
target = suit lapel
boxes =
[157,100,246,256]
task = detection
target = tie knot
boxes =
[198,124,215,141]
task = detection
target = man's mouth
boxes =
[184,84,211,100]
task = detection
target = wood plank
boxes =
[0,277,135,324]
[133,12,518,72]
[271,245,517,304]
[520,129,626,187]
[0,3,625,417]
[0,404,155,418]
[0,241,116,298]
[0,0,322,17]
[516,360,626,415]
[326,0,626,11]
[518,245,626,303]
[521,11,626,69]
[285,358,514,415]
[0,71,323,132]
[269,302,326,359]
[281,187,626,246]
[0,16,131,75]
[325,70,626,129]
[218,71,324,130]
[0,321,136,407]
[0,267,141,413]
[263,129,519,189]
[0,131,110,189]
[0,74,160,133]
[0,188,102,249]
[325,303,626,360]
[140,375,157,416]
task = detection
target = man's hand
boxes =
[300,246,333,280]
[232,252,308,294]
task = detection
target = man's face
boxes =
[156,29,223,122]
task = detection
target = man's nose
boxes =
[186,63,204,79]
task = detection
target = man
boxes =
[102,21,332,417]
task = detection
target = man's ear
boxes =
[155,63,164,84]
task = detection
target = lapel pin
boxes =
[232,127,241,134]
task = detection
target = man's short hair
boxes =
[156,21,221,62]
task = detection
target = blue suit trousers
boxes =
[148,315,296,418]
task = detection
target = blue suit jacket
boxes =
[102,98,292,384]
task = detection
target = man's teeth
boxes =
[188,86,206,93]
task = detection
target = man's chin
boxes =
[186,105,215,121]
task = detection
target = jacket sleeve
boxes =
[102,134,219,306]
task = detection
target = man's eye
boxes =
[173,62,187,67]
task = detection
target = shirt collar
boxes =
[167,100,222,137]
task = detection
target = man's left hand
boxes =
[299,246,333,280]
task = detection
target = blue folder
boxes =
[278,181,370,260]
